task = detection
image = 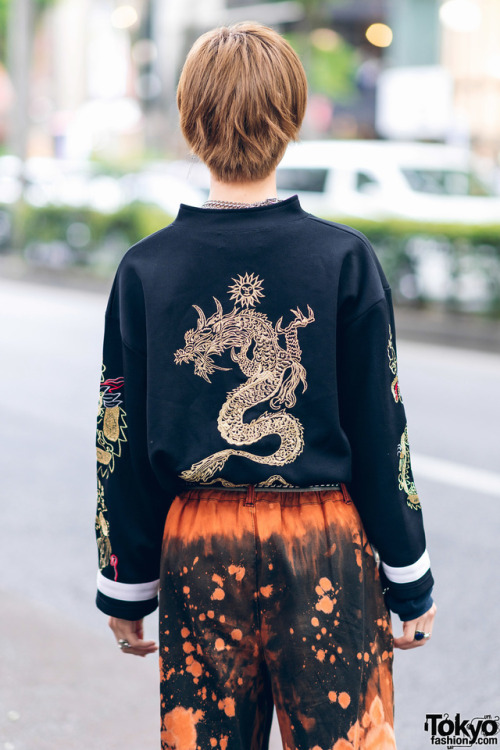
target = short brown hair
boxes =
[176,22,307,182]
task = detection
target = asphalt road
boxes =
[1,278,499,750]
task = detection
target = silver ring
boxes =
[118,639,131,649]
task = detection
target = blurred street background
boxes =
[0,0,499,748]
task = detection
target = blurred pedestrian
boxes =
[95,22,436,750]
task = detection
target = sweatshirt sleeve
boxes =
[337,279,434,621]
[95,269,173,620]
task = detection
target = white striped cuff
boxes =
[97,571,160,602]
[381,549,431,585]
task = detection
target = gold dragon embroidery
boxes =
[387,325,402,403]
[397,425,421,510]
[258,475,294,488]
[174,273,315,483]
[190,475,294,489]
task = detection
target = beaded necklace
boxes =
[201,197,281,209]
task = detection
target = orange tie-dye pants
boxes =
[159,485,395,750]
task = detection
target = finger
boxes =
[121,633,157,650]
[117,638,158,657]
[394,621,420,650]
[125,636,157,650]
[109,617,157,646]
[413,603,437,642]
[118,634,158,652]
[394,634,426,650]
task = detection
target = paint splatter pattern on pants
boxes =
[159,486,395,750]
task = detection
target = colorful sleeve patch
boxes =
[387,325,402,404]
[397,425,421,510]
[95,367,128,573]
[96,366,128,478]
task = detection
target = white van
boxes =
[276,140,500,224]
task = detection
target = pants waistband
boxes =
[183,483,341,493]
[179,483,350,508]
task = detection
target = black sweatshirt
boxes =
[95,196,433,621]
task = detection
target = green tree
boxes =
[285,30,358,100]
[294,0,344,31]
[281,0,358,101]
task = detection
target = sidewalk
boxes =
[1,590,160,750]
[394,304,500,354]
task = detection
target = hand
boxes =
[393,602,437,650]
[108,617,158,658]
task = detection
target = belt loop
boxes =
[244,484,255,506]
[340,482,351,504]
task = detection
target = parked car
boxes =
[120,165,206,215]
[23,158,124,213]
[276,140,500,224]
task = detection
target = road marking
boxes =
[412,453,500,497]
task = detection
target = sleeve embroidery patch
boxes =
[173,272,315,483]
[95,368,128,573]
[95,478,112,570]
[387,325,403,404]
[397,425,421,511]
[96,367,128,479]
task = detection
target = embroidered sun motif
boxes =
[228,272,265,309]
